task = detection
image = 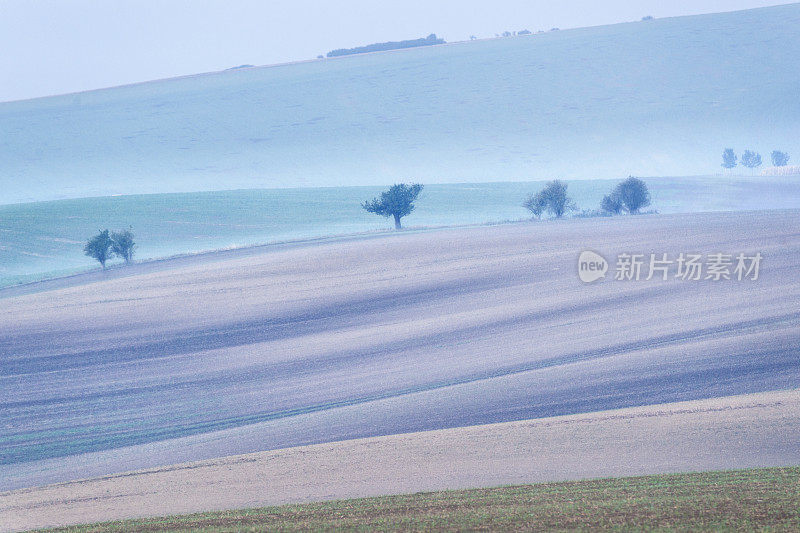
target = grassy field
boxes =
[41,467,800,532]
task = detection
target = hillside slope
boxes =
[2,210,799,490]
[1,4,799,203]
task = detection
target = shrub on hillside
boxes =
[574,208,612,218]
[522,191,548,219]
[602,177,651,215]
[524,180,576,219]
[601,193,624,215]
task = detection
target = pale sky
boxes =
[0,0,792,102]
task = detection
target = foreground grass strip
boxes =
[42,466,800,532]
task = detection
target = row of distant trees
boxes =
[722,149,790,170]
[84,179,649,267]
[359,178,651,232]
[80,143,793,269]
[521,177,651,219]
[488,15,653,39]
[327,34,444,58]
[85,185,424,267]
[491,28,555,38]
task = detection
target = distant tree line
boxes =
[459,16,657,44]
[499,30,533,37]
[722,148,790,171]
[327,34,445,58]
[80,180,656,269]
[363,178,654,231]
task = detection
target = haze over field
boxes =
[1,4,799,204]
[1,4,799,528]
[0,0,787,102]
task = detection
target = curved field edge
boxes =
[4,178,800,291]
[36,466,800,532]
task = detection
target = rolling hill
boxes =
[1,4,799,204]
[2,210,799,491]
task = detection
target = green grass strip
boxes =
[40,466,800,532]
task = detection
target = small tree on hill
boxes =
[771,151,790,167]
[527,180,576,219]
[614,177,651,214]
[741,150,762,170]
[542,180,576,218]
[721,149,737,170]
[111,227,136,263]
[84,229,113,268]
[362,183,423,229]
[523,190,548,219]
